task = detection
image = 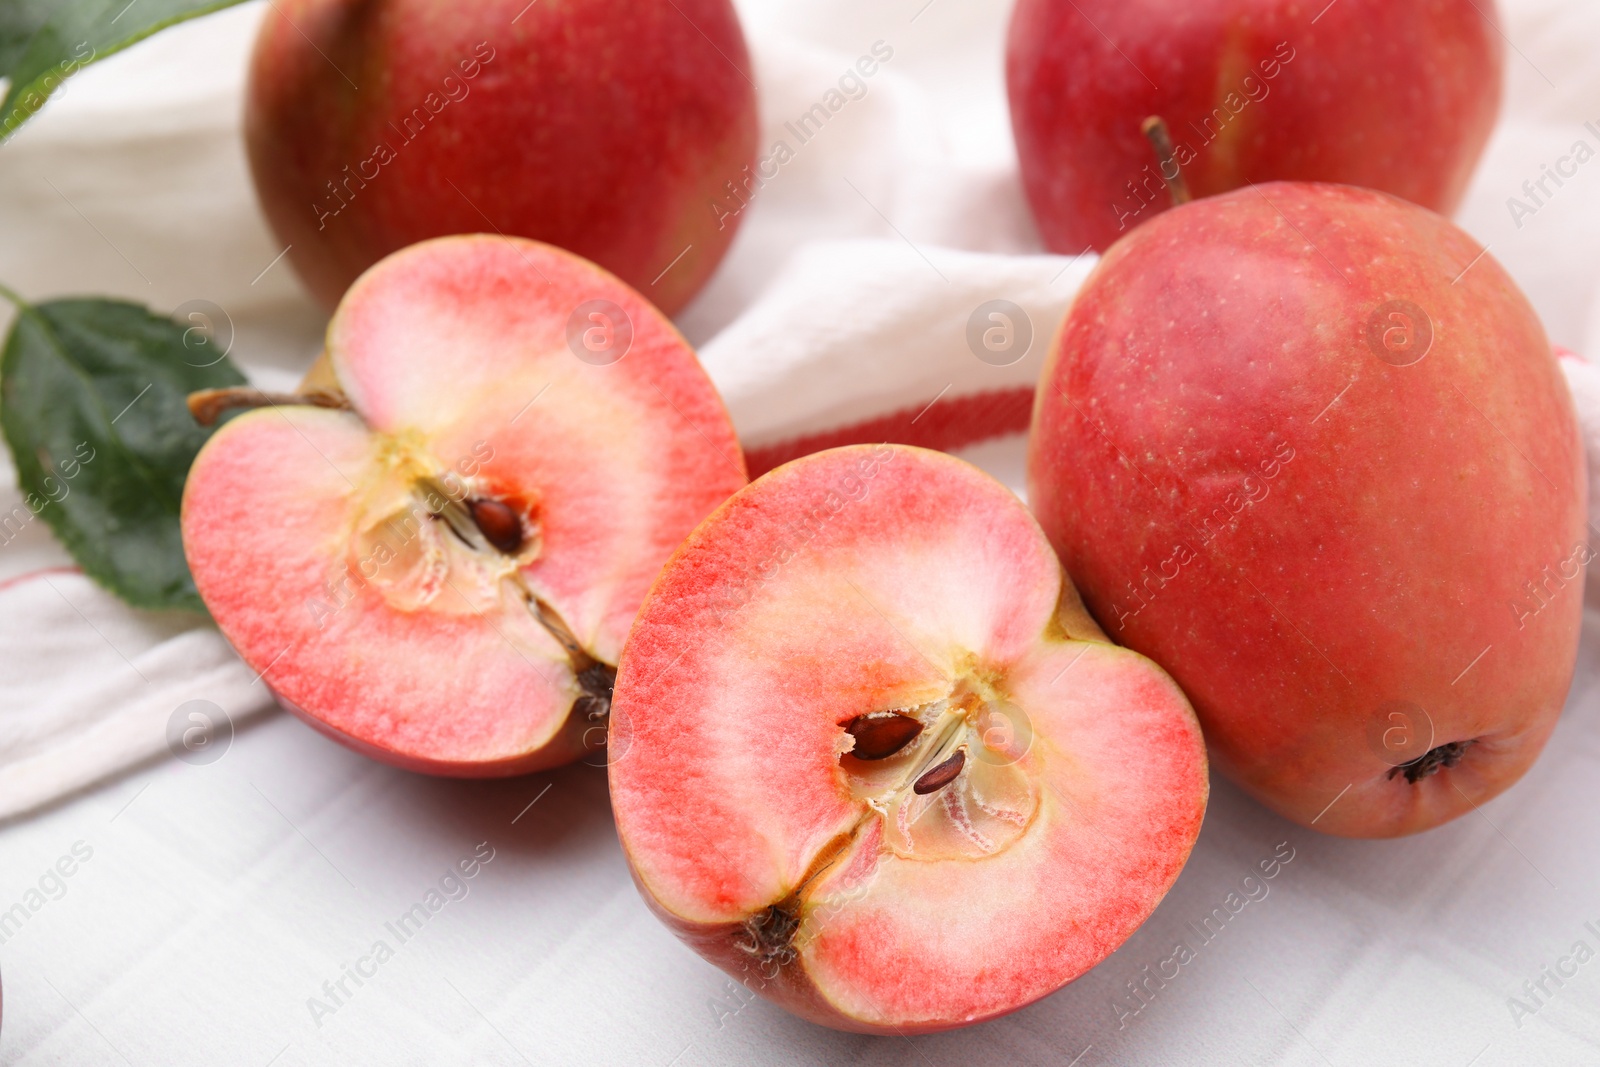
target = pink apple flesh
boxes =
[1028,182,1586,836]
[181,235,746,774]
[609,445,1208,1033]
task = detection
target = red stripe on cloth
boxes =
[0,565,84,597]
[743,385,1036,478]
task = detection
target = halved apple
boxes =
[608,444,1207,1032]
[181,235,746,775]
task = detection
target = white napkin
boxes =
[1,0,1598,821]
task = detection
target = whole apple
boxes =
[245,0,758,313]
[1028,182,1586,837]
[1007,0,1503,252]
[610,445,1207,1032]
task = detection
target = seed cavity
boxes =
[913,747,966,795]
[467,497,524,554]
[844,712,924,761]
[347,451,611,728]
[1389,739,1476,783]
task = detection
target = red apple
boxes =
[1028,182,1586,837]
[245,0,758,314]
[181,235,746,775]
[608,444,1208,1032]
[1006,0,1503,252]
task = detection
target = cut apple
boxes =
[608,444,1207,1032]
[181,235,746,775]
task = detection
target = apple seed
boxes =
[844,712,924,760]
[913,747,966,795]
[467,497,524,554]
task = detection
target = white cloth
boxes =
[2,1,1600,1063]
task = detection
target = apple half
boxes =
[608,444,1208,1032]
[181,235,746,775]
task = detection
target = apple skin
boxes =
[245,0,758,314]
[1007,0,1503,252]
[1028,182,1585,837]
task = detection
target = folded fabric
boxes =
[0,569,275,818]
[700,239,1088,473]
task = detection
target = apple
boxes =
[608,444,1208,1032]
[181,235,746,775]
[1028,182,1586,837]
[1006,0,1503,252]
[245,0,758,314]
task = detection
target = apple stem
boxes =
[1141,116,1192,207]
[187,386,350,427]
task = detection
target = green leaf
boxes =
[0,294,246,611]
[0,0,247,142]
